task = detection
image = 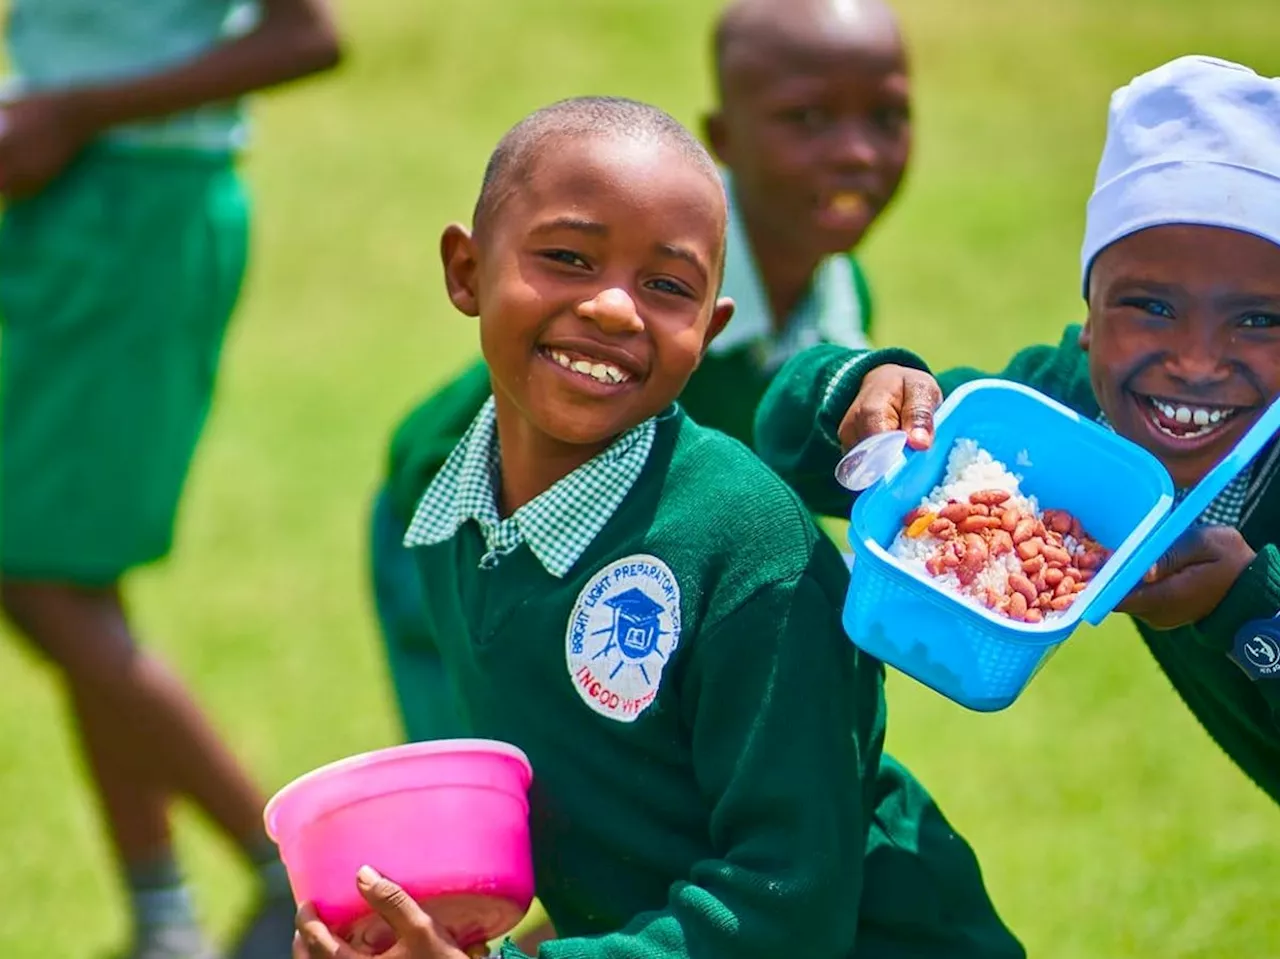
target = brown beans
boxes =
[1008,592,1029,620]
[959,514,1002,533]
[1043,567,1065,588]
[1023,608,1044,624]
[1008,574,1038,604]
[1016,537,1044,561]
[1043,509,1073,535]
[1077,549,1106,571]
[1054,577,1077,597]
[1012,519,1038,545]
[989,529,1014,556]
[1042,544,1072,566]
[939,502,972,524]
[1049,595,1076,611]
[928,518,956,538]
[971,489,1012,507]
[1001,509,1020,533]
[1022,555,1046,575]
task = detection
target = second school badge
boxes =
[565,554,682,722]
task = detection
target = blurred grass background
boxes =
[1,1,1278,956]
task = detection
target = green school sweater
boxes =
[412,408,881,958]
[754,330,1280,807]
[406,408,1023,959]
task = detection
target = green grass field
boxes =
[2,2,1279,956]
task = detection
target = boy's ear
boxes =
[703,111,730,166]
[441,223,481,317]
[699,297,736,357]
[1079,314,1092,352]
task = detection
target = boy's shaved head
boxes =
[713,0,902,97]
[704,0,910,275]
[473,96,721,234]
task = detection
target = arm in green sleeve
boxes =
[755,327,1098,519]
[1195,544,1280,718]
[753,344,929,518]
[503,566,878,959]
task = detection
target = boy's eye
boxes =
[1119,296,1175,318]
[781,106,829,130]
[541,249,590,269]
[647,277,694,299]
[1240,312,1280,329]
[873,106,910,133]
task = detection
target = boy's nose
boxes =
[576,287,644,335]
[1166,339,1232,386]
[829,123,879,169]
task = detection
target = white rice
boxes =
[888,438,1064,621]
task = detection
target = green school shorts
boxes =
[0,146,249,584]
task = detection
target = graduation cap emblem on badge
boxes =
[604,587,665,660]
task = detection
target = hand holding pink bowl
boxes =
[265,739,535,954]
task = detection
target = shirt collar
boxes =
[709,169,870,371]
[403,398,657,577]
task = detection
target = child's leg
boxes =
[3,582,271,844]
[1,581,273,953]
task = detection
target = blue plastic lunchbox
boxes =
[841,378,1280,712]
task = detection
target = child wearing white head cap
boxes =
[754,54,1280,808]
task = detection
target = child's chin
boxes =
[540,412,634,447]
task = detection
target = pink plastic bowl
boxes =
[265,739,534,950]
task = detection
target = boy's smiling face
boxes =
[707,19,910,260]
[1082,225,1280,488]
[442,134,733,452]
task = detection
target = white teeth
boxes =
[548,350,629,384]
[1147,396,1235,431]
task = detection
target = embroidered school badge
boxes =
[565,554,682,722]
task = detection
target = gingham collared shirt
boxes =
[403,398,656,578]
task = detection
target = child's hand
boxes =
[293,866,480,959]
[836,365,942,453]
[1118,526,1256,630]
[0,93,90,200]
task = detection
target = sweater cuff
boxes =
[815,347,931,449]
[1197,544,1280,652]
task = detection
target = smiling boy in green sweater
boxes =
[295,95,1020,959]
